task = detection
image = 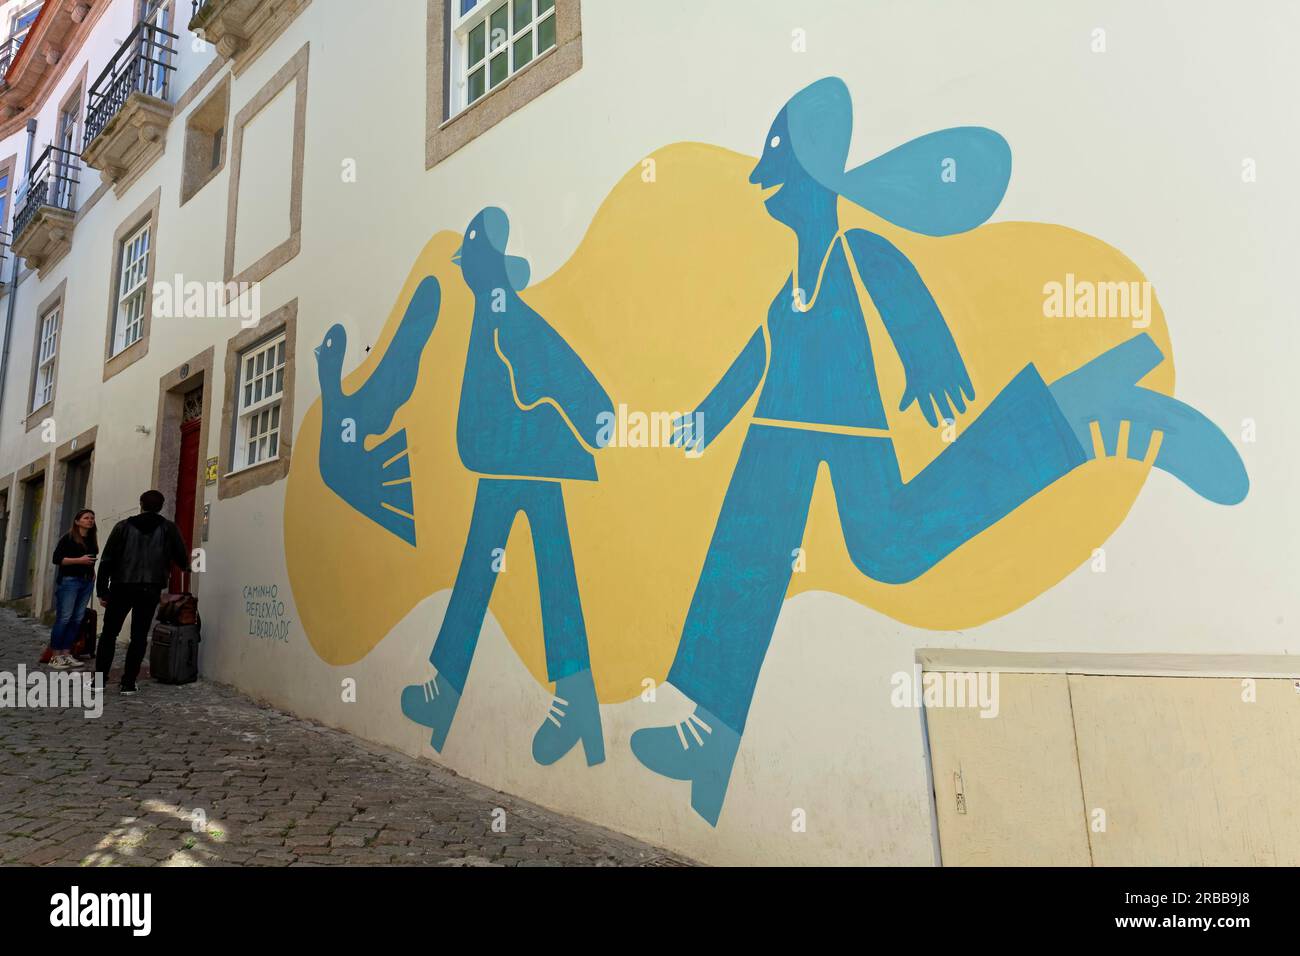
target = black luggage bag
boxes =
[150,622,200,684]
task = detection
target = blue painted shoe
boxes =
[532,669,605,767]
[630,705,741,826]
[1050,332,1249,505]
[400,674,461,752]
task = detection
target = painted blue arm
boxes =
[844,229,975,427]
[675,327,767,452]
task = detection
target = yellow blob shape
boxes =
[285,143,1172,701]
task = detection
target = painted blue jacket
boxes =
[456,289,613,481]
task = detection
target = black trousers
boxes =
[95,583,163,685]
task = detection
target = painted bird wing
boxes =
[348,276,442,436]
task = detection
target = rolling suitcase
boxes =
[150,622,200,684]
[72,607,98,660]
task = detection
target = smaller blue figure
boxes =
[315,277,441,545]
[400,207,613,767]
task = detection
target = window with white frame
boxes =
[451,0,557,115]
[232,333,286,471]
[32,305,58,412]
[112,222,150,355]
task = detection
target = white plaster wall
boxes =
[0,0,1295,865]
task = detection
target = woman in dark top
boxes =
[47,509,98,670]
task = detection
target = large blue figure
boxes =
[400,207,613,767]
[630,77,1249,826]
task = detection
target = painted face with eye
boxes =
[314,324,347,374]
[453,207,514,291]
[453,207,531,296]
[748,109,807,228]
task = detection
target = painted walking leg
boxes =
[631,426,823,824]
[834,363,1086,583]
[633,334,1248,825]
[522,481,605,766]
[400,479,516,751]
[1049,333,1248,505]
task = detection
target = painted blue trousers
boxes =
[430,478,591,694]
[668,364,1087,733]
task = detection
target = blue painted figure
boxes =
[631,77,1249,826]
[315,277,441,545]
[400,207,613,767]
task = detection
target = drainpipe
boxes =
[0,118,37,425]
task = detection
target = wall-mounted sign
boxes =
[205,457,218,485]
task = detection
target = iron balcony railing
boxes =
[85,19,178,145]
[13,145,80,240]
[0,35,23,80]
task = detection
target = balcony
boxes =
[189,0,310,74]
[81,19,177,197]
[0,35,23,81]
[11,145,78,275]
[0,2,90,120]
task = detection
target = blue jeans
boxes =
[431,478,591,694]
[50,575,95,652]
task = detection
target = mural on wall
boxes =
[286,76,1248,827]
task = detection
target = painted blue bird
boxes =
[315,276,441,545]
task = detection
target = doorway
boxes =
[12,475,45,599]
[170,386,202,592]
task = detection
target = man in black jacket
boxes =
[95,490,191,694]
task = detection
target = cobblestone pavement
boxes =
[0,610,690,867]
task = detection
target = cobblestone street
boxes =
[0,610,687,867]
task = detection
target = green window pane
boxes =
[490,51,508,87]
[539,0,554,12]
[512,0,531,33]
[538,12,555,52]
[490,5,508,50]
[468,66,485,102]
[513,31,533,69]
[468,22,485,64]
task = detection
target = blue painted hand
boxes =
[899,359,976,429]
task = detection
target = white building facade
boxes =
[0,0,1296,866]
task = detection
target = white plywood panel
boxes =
[1070,675,1300,866]
[925,673,1091,866]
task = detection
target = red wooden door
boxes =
[171,417,201,593]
